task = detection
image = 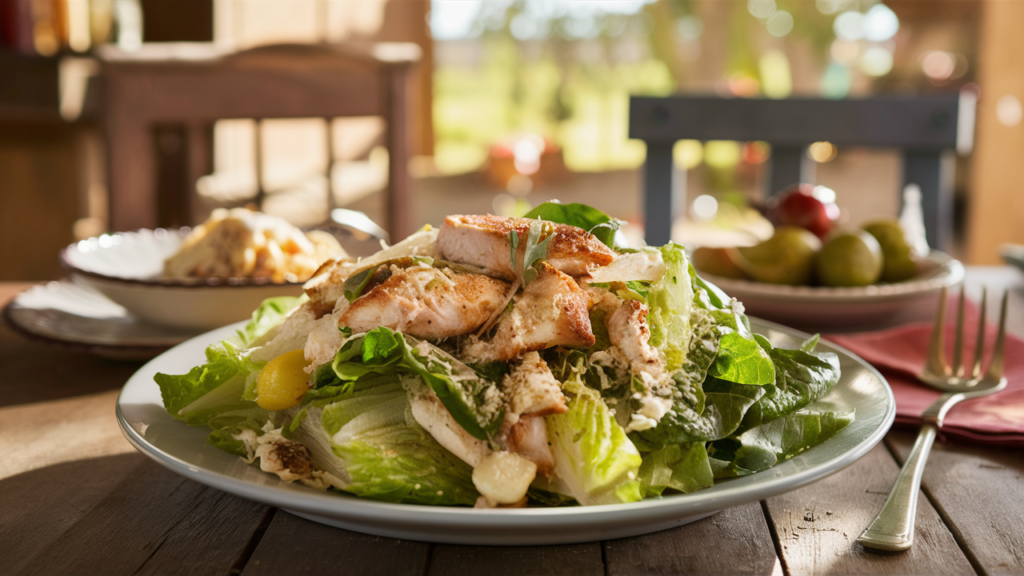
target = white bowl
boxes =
[60,229,304,330]
[700,251,965,333]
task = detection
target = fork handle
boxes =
[857,424,937,552]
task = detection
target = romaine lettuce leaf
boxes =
[634,374,766,449]
[324,328,504,440]
[690,265,774,386]
[156,342,267,427]
[638,442,714,497]
[737,345,842,433]
[319,383,479,505]
[708,331,776,386]
[237,296,305,347]
[206,418,267,457]
[647,243,695,371]
[709,409,855,478]
[523,202,622,248]
[543,379,643,506]
[632,305,752,448]
[156,342,272,456]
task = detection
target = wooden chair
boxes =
[96,42,420,239]
[629,94,973,250]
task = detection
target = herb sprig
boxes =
[477,219,552,336]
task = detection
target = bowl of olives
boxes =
[692,217,964,333]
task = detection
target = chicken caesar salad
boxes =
[156,203,852,508]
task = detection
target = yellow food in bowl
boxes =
[163,208,345,283]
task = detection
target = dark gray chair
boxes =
[629,94,973,250]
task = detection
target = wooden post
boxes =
[103,73,157,231]
[385,64,413,241]
[904,150,955,251]
[185,121,212,224]
[768,145,811,196]
[966,0,1024,264]
[643,143,675,246]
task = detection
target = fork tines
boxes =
[925,286,1008,384]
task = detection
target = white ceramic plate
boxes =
[60,229,306,331]
[116,318,895,545]
[3,280,200,360]
[701,251,965,333]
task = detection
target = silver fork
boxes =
[857,286,1008,552]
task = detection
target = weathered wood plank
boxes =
[134,489,272,576]
[0,454,149,574]
[887,430,1024,575]
[0,309,141,409]
[18,458,267,576]
[763,442,974,575]
[243,511,429,576]
[0,391,144,573]
[428,542,603,576]
[604,502,779,576]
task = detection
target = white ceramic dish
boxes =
[700,251,964,333]
[60,229,305,331]
[3,280,199,360]
[116,318,895,545]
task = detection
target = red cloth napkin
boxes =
[825,296,1024,446]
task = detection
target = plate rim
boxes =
[2,281,195,354]
[115,317,895,543]
[701,251,964,304]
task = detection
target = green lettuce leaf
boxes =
[708,331,776,386]
[587,281,651,303]
[206,418,267,457]
[709,409,855,478]
[326,328,504,440]
[738,346,842,433]
[690,265,774,385]
[237,296,305,347]
[156,342,272,456]
[319,383,479,505]
[647,243,695,371]
[543,380,643,506]
[156,342,267,427]
[638,442,714,497]
[632,304,745,448]
[523,202,622,248]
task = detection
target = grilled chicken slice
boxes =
[304,228,438,318]
[408,391,491,467]
[607,299,663,376]
[338,266,508,339]
[502,352,567,420]
[304,303,349,370]
[464,263,594,362]
[505,415,555,478]
[437,215,616,281]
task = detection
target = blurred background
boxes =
[1,0,1019,280]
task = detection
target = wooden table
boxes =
[2,268,1023,575]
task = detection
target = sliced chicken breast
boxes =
[338,266,509,339]
[502,351,567,420]
[607,299,663,376]
[437,215,616,281]
[303,301,349,371]
[304,228,438,317]
[408,390,491,468]
[505,415,555,478]
[464,263,594,362]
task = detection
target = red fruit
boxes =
[766,184,839,239]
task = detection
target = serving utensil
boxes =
[857,286,1008,552]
